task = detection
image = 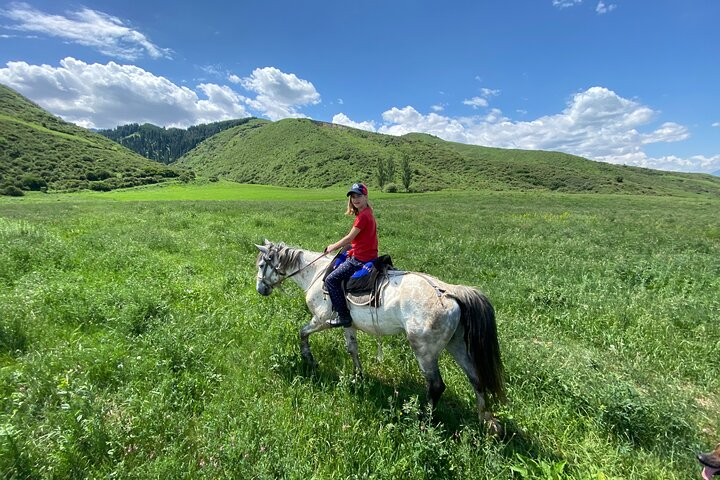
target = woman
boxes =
[323,182,378,328]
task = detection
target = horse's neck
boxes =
[289,250,329,292]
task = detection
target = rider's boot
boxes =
[326,312,352,328]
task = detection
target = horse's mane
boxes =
[269,243,304,273]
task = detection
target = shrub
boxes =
[1,185,24,196]
[20,174,47,191]
[384,183,399,193]
[89,181,112,192]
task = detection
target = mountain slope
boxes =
[176,118,720,196]
[97,119,259,164]
[0,83,187,194]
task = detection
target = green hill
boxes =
[175,118,720,196]
[97,118,259,164]
[0,84,188,195]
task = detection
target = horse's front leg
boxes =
[343,327,363,379]
[299,315,329,368]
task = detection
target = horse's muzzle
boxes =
[257,283,273,296]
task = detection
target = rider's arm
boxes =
[325,227,361,253]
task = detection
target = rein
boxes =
[259,250,329,290]
[285,251,329,281]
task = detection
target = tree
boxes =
[386,158,396,184]
[376,158,387,189]
[401,156,413,192]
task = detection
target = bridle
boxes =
[257,249,329,291]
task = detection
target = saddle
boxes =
[322,253,395,308]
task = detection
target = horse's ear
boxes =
[263,238,271,246]
[255,244,269,254]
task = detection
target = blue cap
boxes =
[347,183,368,196]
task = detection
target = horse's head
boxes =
[254,240,302,296]
[255,240,283,296]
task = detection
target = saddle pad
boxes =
[346,292,373,306]
[346,270,406,307]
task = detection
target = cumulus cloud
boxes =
[337,86,718,173]
[596,1,617,14]
[463,87,499,110]
[0,2,171,60]
[463,96,489,109]
[332,113,376,132]
[378,107,468,141]
[239,67,320,121]
[0,57,248,128]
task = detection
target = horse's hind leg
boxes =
[300,316,330,368]
[446,331,502,435]
[343,327,363,379]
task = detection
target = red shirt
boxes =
[348,207,378,262]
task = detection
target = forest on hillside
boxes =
[98,118,258,164]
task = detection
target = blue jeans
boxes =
[324,257,363,319]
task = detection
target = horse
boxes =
[255,240,505,433]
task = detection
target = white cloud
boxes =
[712,122,720,127]
[612,154,720,173]
[0,2,171,60]
[337,86,717,173]
[463,87,499,110]
[239,67,320,121]
[596,1,617,14]
[463,96,489,109]
[332,113,376,132]
[553,0,582,8]
[0,57,248,128]
[0,59,326,128]
[431,104,445,112]
[378,107,468,141]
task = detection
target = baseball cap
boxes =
[347,183,368,196]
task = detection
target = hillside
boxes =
[176,118,720,196]
[0,84,187,195]
[97,118,260,164]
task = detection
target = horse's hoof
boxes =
[484,417,504,438]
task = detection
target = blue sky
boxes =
[1,0,718,174]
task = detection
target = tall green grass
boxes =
[1,187,718,478]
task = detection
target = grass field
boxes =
[1,183,718,478]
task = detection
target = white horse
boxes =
[255,240,505,432]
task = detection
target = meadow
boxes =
[1,183,718,479]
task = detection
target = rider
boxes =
[323,182,378,328]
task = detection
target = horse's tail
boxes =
[448,285,506,402]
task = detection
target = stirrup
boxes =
[326,315,352,328]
